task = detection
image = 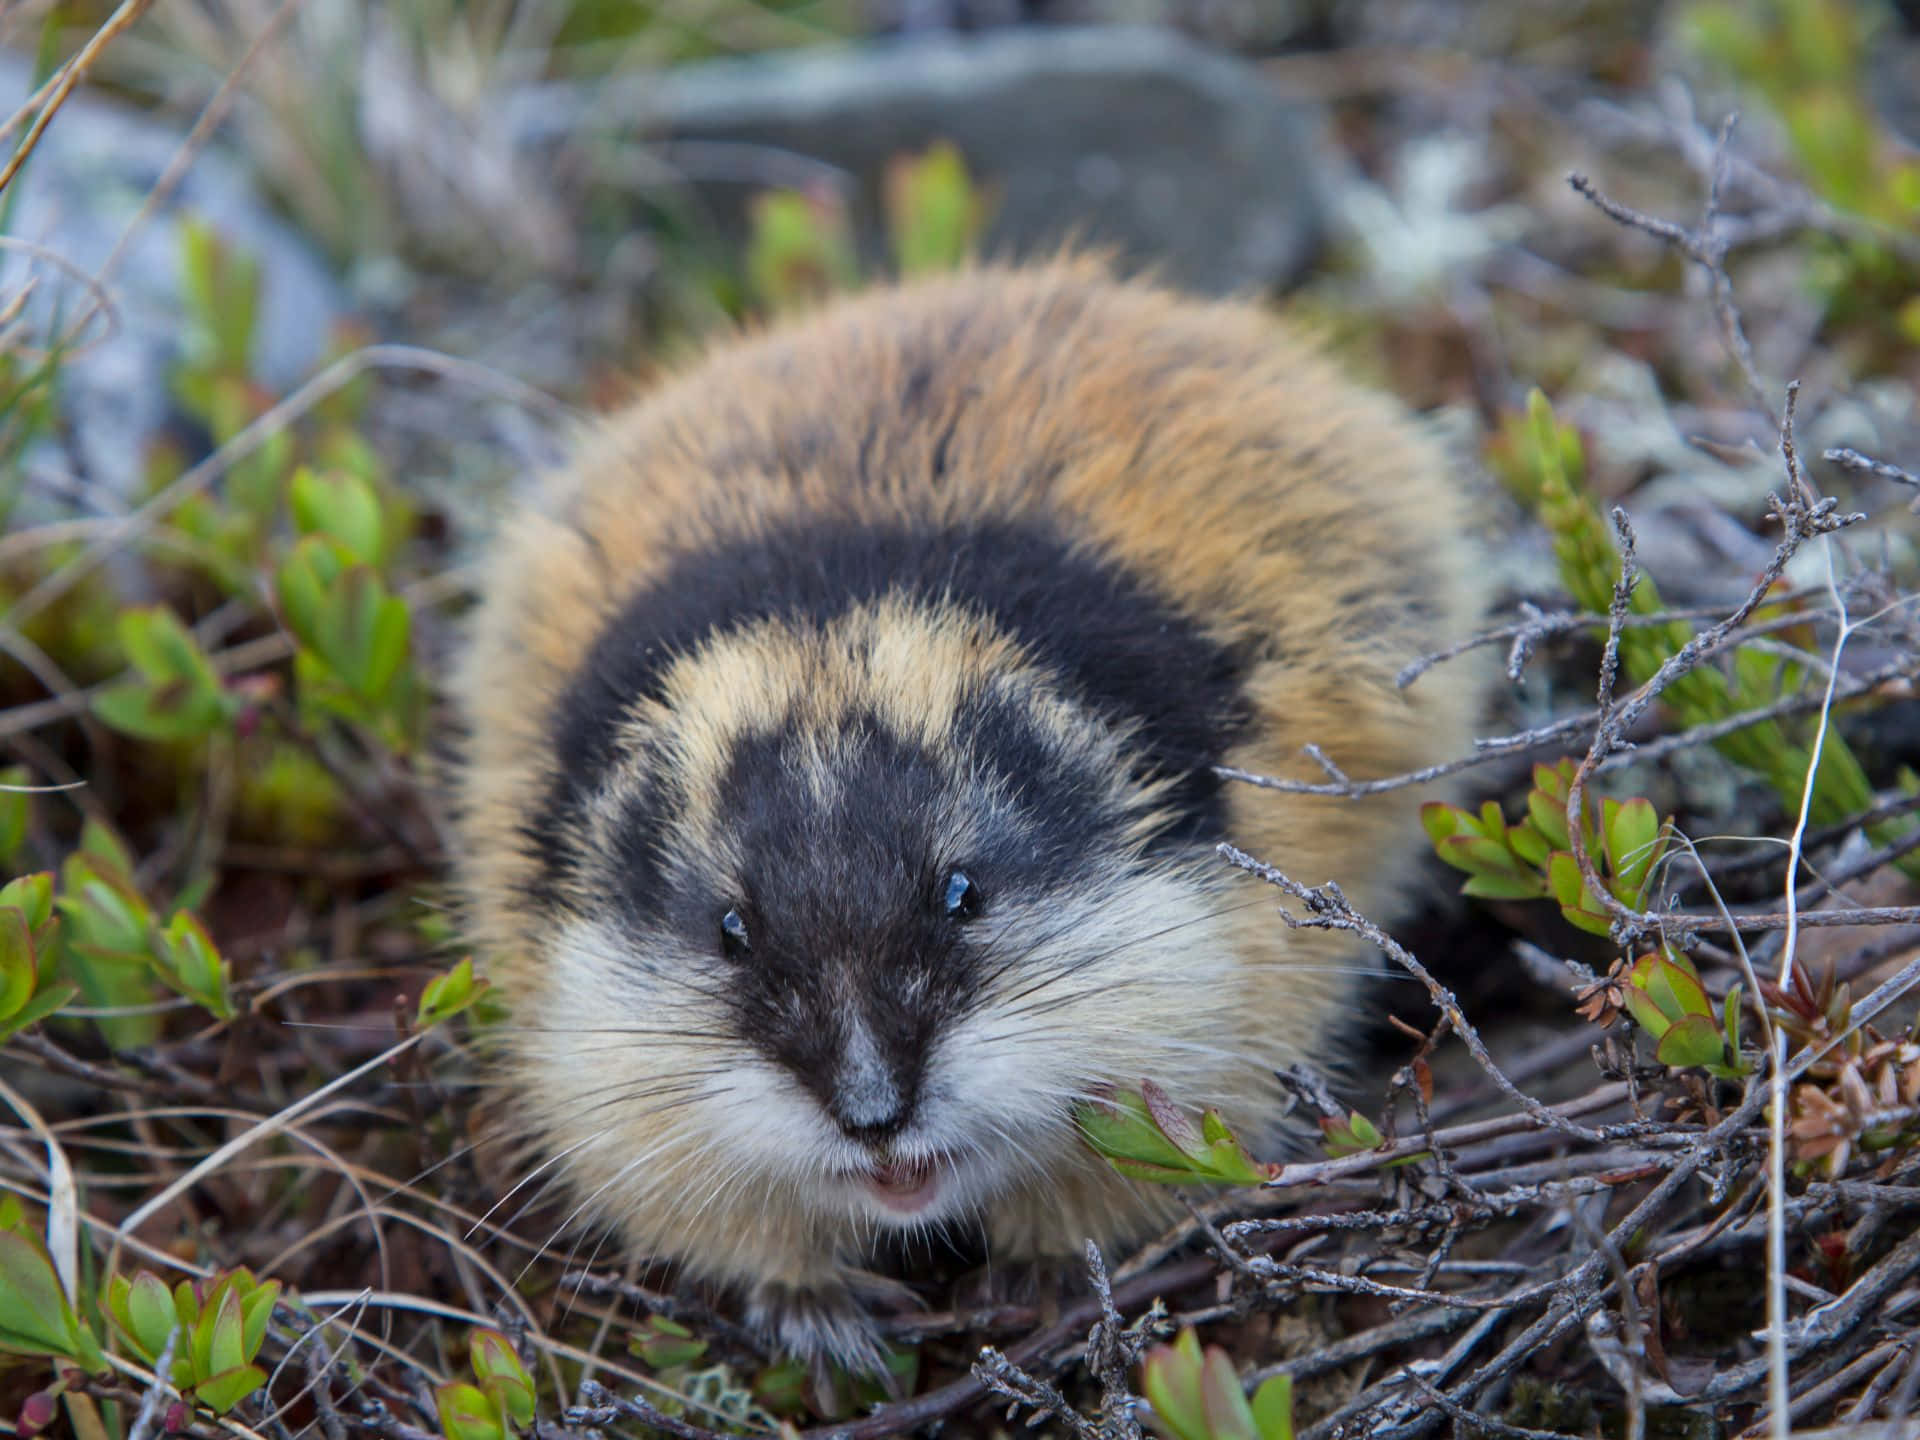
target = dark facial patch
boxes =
[695,717,980,1139]
[526,516,1250,897]
[597,693,1148,1138]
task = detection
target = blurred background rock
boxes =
[2,0,1916,617]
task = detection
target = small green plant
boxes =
[435,1328,536,1440]
[1141,1328,1293,1440]
[0,874,79,1042]
[1684,0,1920,344]
[416,956,491,1029]
[275,533,418,747]
[745,187,860,312]
[1496,391,1917,877]
[52,822,166,1044]
[104,1267,282,1416]
[0,1197,108,1374]
[1423,758,1673,937]
[628,1315,708,1371]
[1426,762,1760,1081]
[92,606,239,744]
[46,820,237,1033]
[1078,1080,1272,1185]
[1619,948,1752,1078]
[148,911,237,1021]
[1316,1108,1381,1160]
[743,141,989,313]
[883,141,990,277]
[289,465,394,568]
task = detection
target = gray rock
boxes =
[0,52,346,513]
[512,26,1327,295]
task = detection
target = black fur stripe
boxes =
[526,516,1251,888]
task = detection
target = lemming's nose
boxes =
[831,1021,912,1143]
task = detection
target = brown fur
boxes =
[450,256,1494,1362]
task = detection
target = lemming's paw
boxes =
[745,1270,918,1382]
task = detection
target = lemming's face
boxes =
[523,601,1250,1238]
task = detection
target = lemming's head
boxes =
[514,526,1258,1231]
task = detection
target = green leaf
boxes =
[1078,1091,1196,1175]
[630,1314,709,1370]
[1080,1086,1267,1186]
[1546,852,1612,935]
[1200,1348,1259,1440]
[1104,1157,1209,1183]
[290,467,386,566]
[1732,643,1787,701]
[79,820,134,878]
[0,983,76,1042]
[205,1285,247,1378]
[52,855,159,1049]
[1634,950,1711,1024]
[745,189,857,310]
[238,1276,280,1361]
[1528,779,1574,856]
[63,872,148,952]
[1200,1138,1267,1186]
[1460,870,1549,901]
[1655,1014,1727,1070]
[188,1276,221,1383]
[752,1358,809,1415]
[1602,798,1663,899]
[113,1272,179,1362]
[883,141,987,276]
[1142,1332,1207,1440]
[1320,1110,1386,1159]
[98,610,234,741]
[94,678,232,743]
[469,1330,534,1427]
[1531,760,1572,804]
[276,535,347,650]
[0,1231,106,1372]
[0,874,53,930]
[343,573,409,699]
[193,1364,267,1416]
[417,957,489,1029]
[0,1231,80,1355]
[849,1346,921,1411]
[0,907,36,1020]
[1506,822,1552,868]
[484,1375,534,1430]
[1251,1374,1294,1440]
[119,606,210,685]
[1419,803,1465,848]
[1437,833,1531,879]
[436,1381,507,1440]
[277,537,412,704]
[1620,982,1670,1038]
[153,912,234,1020]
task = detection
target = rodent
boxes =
[449,257,1493,1373]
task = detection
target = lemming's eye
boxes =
[719,907,752,959]
[943,871,981,920]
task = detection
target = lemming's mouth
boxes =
[861,1155,942,1215]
